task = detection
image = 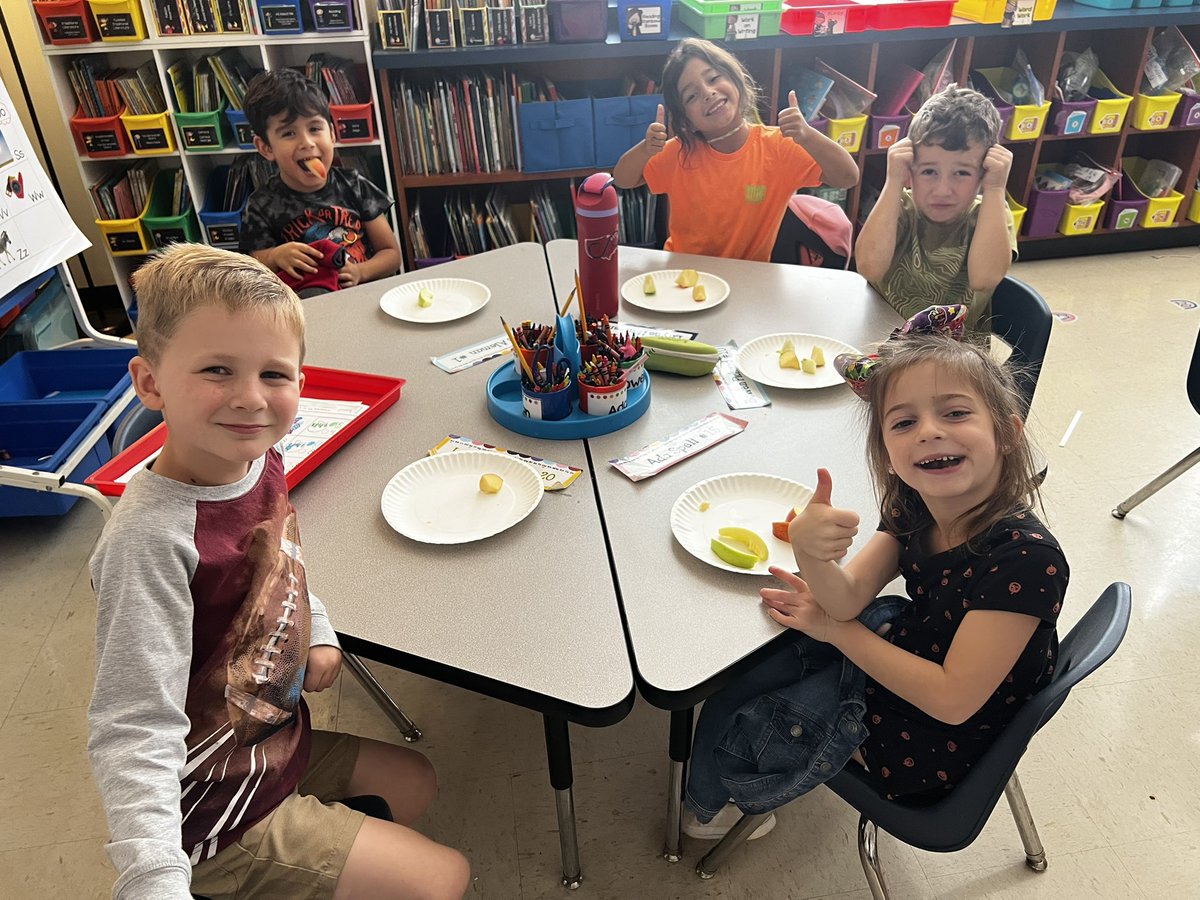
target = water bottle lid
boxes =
[577,172,617,215]
[580,172,615,195]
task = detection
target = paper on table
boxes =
[714,344,771,410]
[613,321,699,340]
[609,412,749,482]
[429,434,582,490]
[432,334,513,373]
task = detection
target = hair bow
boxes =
[834,304,969,400]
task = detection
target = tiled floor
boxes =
[3,247,1199,899]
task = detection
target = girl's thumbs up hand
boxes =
[778,90,812,145]
[645,104,668,154]
[790,468,860,562]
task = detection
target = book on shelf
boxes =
[911,41,957,113]
[786,67,835,121]
[873,64,924,118]
[167,61,192,113]
[208,51,256,111]
[815,58,876,120]
[90,160,155,220]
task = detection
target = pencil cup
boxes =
[578,372,628,416]
[618,349,646,390]
[522,380,573,421]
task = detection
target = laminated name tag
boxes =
[714,343,771,410]
[609,412,749,482]
[431,334,512,373]
[429,435,582,491]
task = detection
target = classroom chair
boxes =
[988,275,1053,420]
[1113,324,1200,519]
[770,195,853,270]
[695,582,1132,900]
[109,400,423,744]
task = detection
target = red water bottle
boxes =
[575,172,620,318]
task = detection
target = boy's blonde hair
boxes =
[661,38,762,153]
[131,243,305,364]
[863,333,1040,550]
[908,85,1001,152]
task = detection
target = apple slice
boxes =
[771,506,803,542]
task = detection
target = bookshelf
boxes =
[375,5,1200,268]
[29,0,394,312]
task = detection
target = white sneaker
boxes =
[682,803,777,841]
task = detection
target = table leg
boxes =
[544,714,583,889]
[663,706,694,862]
[341,652,422,742]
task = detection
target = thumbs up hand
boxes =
[645,104,668,155]
[778,90,812,146]
[790,468,860,562]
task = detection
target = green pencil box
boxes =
[642,336,720,376]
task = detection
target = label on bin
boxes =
[490,8,515,44]
[313,2,352,29]
[83,130,122,155]
[47,15,88,40]
[234,122,254,146]
[107,231,144,254]
[623,5,663,38]
[379,11,409,47]
[152,228,187,248]
[336,117,372,141]
[520,7,548,43]
[183,126,220,148]
[96,13,137,38]
[460,9,488,46]
[207,225,240,246]
[261,5,300,31]
[726,13,761,40]
[131,128,170,152]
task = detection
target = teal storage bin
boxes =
[518,99,595,172]
[0,400,110,517]
[1070,0,1133,8]
[0,348,136,408]
[593,94,663,167]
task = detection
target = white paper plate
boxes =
[381,450,543,544]
[620,270,731,313]
[671,473,814,575]
[735,333,861,390]
[379,278,491,323]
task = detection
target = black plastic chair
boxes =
[1113,325,1200,519]
[696,582,1131,898]
[989,275,1053,420]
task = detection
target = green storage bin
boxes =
[677,0,781,39]
[143,169,200,249]
[174,101,232,153]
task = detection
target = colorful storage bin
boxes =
[827,114,867,153]
[975,68,1050,141]
[593,94,663,167]
[121,110,175,155]
[71,107,131,157]
[1187,191,1200,225]
[143,169,200,248]
[618,0,672,39]
[86,0,146,41]
[1048,98,1095,135]
[518,98,595,171]
[868,113,910,149]
[1058,200,1104,236]
[1023,166,1069,237]
[780,0,869,36]
[330,101,376,143]
[256,0,305,34]
[1123,157,1184,228]
[547,0,608,42]
[198,166,248,248]
[1104,178,1149,230]
[96,183,153,256]
[867,0,954,30]
[677,0,782,39]
[225,108,256,149]
[308,0,356,31]
[952,0,1055,21]
[33,0,97,45]
[1131,91,1182,131]
[174,103,233,153]
[0,347,136,407]
[0,401,111,517]
[1171,89,1200,128]
[1006,192,1026,236]
[1087,70,1132,134]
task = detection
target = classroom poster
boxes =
[0,72,90,299]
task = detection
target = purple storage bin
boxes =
[807,116,828,135]
[869,113,911,150]
[1024,184,1070,237]
[415,255,457,269]
[1105,195,1148,230]
[1172,90,1200,128]
[994,103,1014,138]
[548,0,607,42]
[1048,98,1096,135]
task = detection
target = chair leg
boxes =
[1004,772,1047,872]
[857,815,889,900]
[1112,446,1200,519]
[695,812,771,879]
[341,652,422,742]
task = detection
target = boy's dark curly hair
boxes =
[244,68,332,142]
[908,85,1001,151]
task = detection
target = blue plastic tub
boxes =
[0,348,136,408]
[0,400,111,517]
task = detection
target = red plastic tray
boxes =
[868,0,955,30]
[84,365,405,497]
[781,0,870,36]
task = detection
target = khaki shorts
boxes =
[190,730,364,900]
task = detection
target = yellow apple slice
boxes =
[779,350,801,369]
[710,537,759,569]
[699,501,710,512]
[643,274,657,295]
[811,346,825,367]
[693,284,707,302]
[801,357,817,374]
[479,473,503,494]
[417,288,434,308]
[718,526,769,561]
[675,268,698,288]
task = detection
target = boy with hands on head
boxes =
[855,85,1016,332]
[88,244,468,900]
[240,68,402,294]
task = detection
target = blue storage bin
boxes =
[256,0,304,33]
[0,348,136,408]
[618,0,672,40]
[198,166,249,248]
[225,108,256,149]
[0,400,110,517]
[518,98,595,172]
[593,94,663,167]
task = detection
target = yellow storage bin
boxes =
[1131,91,1181,131]
[1087,71,1132,134]
[826,115,867,154]
[1187,191,1200,225]
[976,69,1050,140]
[121,110,175,155]
[1058,200,1104,236]
[953,0,1054,23]
[1122,156,1184,228]
[96,187,152,256]
[86,0,146,41]
[1007,192,1027,236]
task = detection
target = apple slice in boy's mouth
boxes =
[301,158,327,179]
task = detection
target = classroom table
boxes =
[294,244,633,888]
[544,239,904,860]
